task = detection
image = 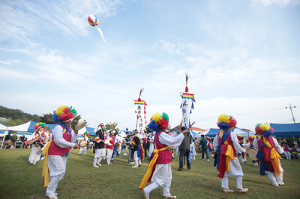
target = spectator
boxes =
[11,132,17,143]
[5,132,11,141]
[199,135,209,161]
[4,132,14,149]
[21,134,27,142]
[178,129,192,171]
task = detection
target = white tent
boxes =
[232,128,249,137]
[7,121,37,132]
[0,123,8,131]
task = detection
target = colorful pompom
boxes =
[148,112,170,131]
[152,113,161,123]
[218,114,231,124]
[255,123,273,136]
[53,105,77,122]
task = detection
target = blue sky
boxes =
[0,0,299,130]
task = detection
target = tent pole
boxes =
[1,128,8,149]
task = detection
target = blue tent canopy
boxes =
[270,123,300,137]
[205,128,220,137]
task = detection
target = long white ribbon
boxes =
[97,27,106,42]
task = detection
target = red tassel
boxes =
[185,87,189,92]
[138,98,141,101]
[137,115,139,119]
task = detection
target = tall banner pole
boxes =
[180,73,196,164]
[134,89,147,133]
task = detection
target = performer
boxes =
[237,134,247,163]
[128,131,136,164]
[242,135,259,166]
[140,112,188,199]
[131,131,144,168]
[207,137,214,158]
[29,122,46,165]
[78,132,89,155]
[111,130,120,162]
[41,105,79,199]
[93,123,105,168]
[106,130,115,165]
[213,114,248,193]
[253,123,284,187]
[148,132,155,159]
[190,137,197,160]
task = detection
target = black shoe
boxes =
[188,168,191,170]
[177,167,183,171]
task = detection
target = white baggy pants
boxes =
[46,155,67,198]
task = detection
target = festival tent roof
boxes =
[79,126,97,136]
[7,121,37,132]
[118,131,127,138]
[270,123,300,137]
[205,128,249,138]
[0,123,8,131]
[204,128,220,137]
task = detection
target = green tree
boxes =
[71,115,81,130]
[40,113,56,124]
[145,125,151,134]
[105,122,120,132]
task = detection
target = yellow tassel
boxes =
[56,105,67,116]
[152,112,161,123]
[218,114,231,124]
[260,124,271,131]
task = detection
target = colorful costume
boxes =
[93,123,105,167]
[41,105,78,199]
[29,122,46,165]
[213,114,248,193]
[78,132,89,155]
[237,134,247,163]
[105,133,115,165]
[253,123,284,187]
[140,112,184,199]
[190,138,197,160]
[131,133,144,168]
[242,135,259,166]
[206,137,214,157]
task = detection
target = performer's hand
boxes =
[73,144,79,149]
[74,130,78,134]
[176,128,181,134]
[182,129,189,135]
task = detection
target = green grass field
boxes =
[0,149,299,199]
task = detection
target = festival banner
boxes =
[134,100,147,132]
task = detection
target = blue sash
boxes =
[214,130,230,169]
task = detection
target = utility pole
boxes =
[286,103,296,123]
[286,103,296,142]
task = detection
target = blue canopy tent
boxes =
[270,123,300,137]
[205,128,221,137]
[205,128,249,138]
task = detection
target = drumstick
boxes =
[188,122,195,129]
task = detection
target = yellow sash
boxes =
[139,142,169,190]
[261,136,281,175]
[219,130,235,171]
[41,129,66,187]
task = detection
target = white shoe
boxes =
[143,189,149,199]
[96,163,101,167]
[93,165,99,168]
[272,183,279,187]
[41,157,45,160]
[207,159,209,162]
[132,166,138,168]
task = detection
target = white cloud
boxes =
[251,0,300,6]
[158,39,186,54]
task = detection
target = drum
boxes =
[115,142,120,148]
[249,149,259,161]
[75,120,87,130]
[81,141,87,147]
[245,147,251,153]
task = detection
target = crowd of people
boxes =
[2,105,300,199]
